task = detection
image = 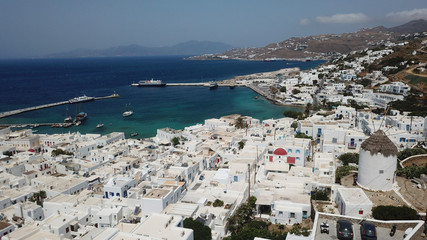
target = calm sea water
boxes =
[0,56,323,138]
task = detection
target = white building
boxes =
[335,188,372,217]
[104,177,136,199]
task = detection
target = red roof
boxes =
[273,148,287,156]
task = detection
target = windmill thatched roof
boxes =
[360,130,398,157]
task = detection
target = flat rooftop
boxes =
[144,189,170,199]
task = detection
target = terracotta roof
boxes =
[360,130,397,157]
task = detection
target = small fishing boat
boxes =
[131,132,138,137]
[96,122,104,128]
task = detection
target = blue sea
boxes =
[0,56,323,138]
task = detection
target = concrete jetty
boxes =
[0,93,119,119]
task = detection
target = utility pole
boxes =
[248,163,251,200]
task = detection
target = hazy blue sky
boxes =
[1,0,427,58]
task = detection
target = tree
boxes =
[280,86,287,92]
[171,137,180,146]
[335,166,357,183]
[292,89,301,94]
[51,149,73,157]
[291,121,298,131]
[311,190,329,201]
[295,132,312,139]
[213,199,224,207]
[183,218,212,240]
[234,117,248,129]
[397,148,427,160]
[283,110,303,119]
[238,141,245,150]
[372,206,418,220]
[304,103,312,116]
[338,153,359,165]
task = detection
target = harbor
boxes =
[0,93,119,119]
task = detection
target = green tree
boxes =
[234,117,248,129]
[171,137,180,146]
[338,153,359,165]
[396,164,427,179]
[291,121,298,131]
[304,103,312,116]
[213,199,224,207]
[280,86,287,92]
[283,111,303,119]
[397,148,427,160]
[292,89,301,94]
[335,166,357,183]
[295,132,312,139]
[311,190,329,201]
[372,205,418,220]
[183,218,212,240]
[238,141,245,150]
[51,149,73,157]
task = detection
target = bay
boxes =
[0,56,323,138]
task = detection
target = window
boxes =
[359,210,363,215]
[290,212,296,218]
[379,170,384,174]
[66,227,69,233]
[332,138,337,143]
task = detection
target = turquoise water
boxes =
[0,56,322,138]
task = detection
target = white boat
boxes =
[68,95,94,104]
[131,132,138,137]
[96,123,104,128]
[123,104,134,117]
[137,79,166,87]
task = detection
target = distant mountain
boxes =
[388,19,427,34]
[190,19,427,61]
[45,41,234,58]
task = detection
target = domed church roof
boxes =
[273,148,287,155]
[360,130,397,157]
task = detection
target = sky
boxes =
[1,0,427,58]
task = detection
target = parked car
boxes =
[360,222,377,240]
[337,220,354,240]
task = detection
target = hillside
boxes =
[190,19,427,61]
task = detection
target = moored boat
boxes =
[96,122,104,128]
[75,112,87,122]
[123,104,134,117]
[209,82,218,89]
[131,132,138,137]
[68,95,94,104]
[137,79,166,87]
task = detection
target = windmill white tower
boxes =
[357,130,398,191]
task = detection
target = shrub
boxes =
[212,199,224,207]
[335,166,357,183]
[372,205,418,220]
[183,218,212,240]
[311,190,329,201]
[338,153,359,165]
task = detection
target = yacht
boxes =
[136,79,166,87]
[123,104,134,117]
[68,95,94,104]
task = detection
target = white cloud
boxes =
[386,8,427,22]
[316,13,369,24]
[299,18,310,26]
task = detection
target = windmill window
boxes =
[379,170,384,174]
